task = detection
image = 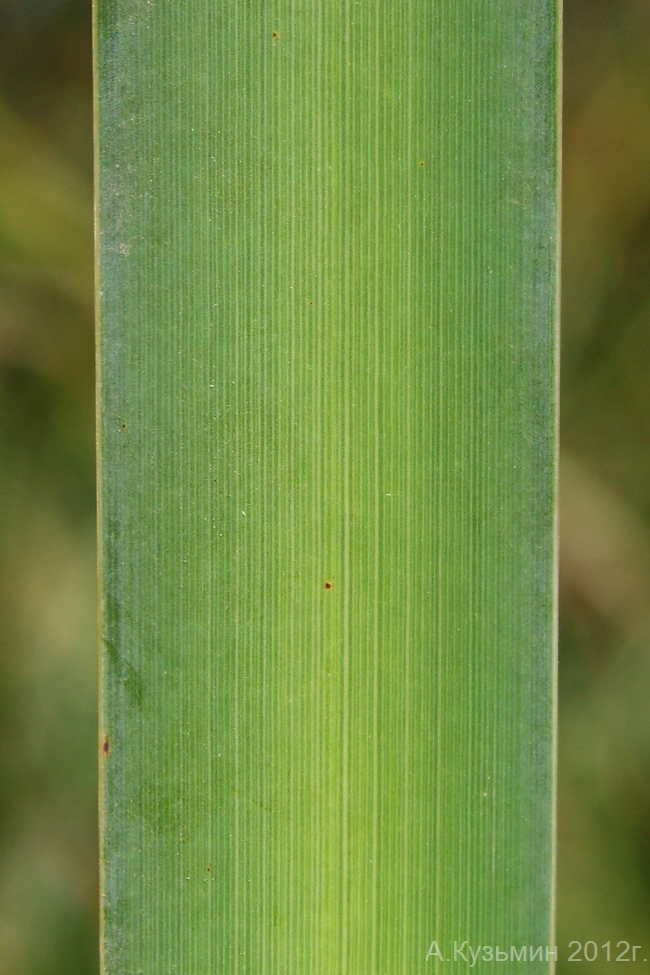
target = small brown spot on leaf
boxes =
[120,422,127,431]
[324,581,333,590]
[272,30,279,41]
[103,735,110,755]
[418,160,425,168]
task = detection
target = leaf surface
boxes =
[96,2,560,971]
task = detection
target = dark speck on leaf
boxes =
[324,581,332,590]
[103,735,110,754]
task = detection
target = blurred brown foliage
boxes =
[0,2,96,973]
[0,0,648,971]
[559,0,650,960]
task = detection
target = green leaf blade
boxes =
[97,2,560,971]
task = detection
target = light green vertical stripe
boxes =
[96,1,560,972]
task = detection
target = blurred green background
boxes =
[0,0,648,971]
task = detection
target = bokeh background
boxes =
[0,0,648,971]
